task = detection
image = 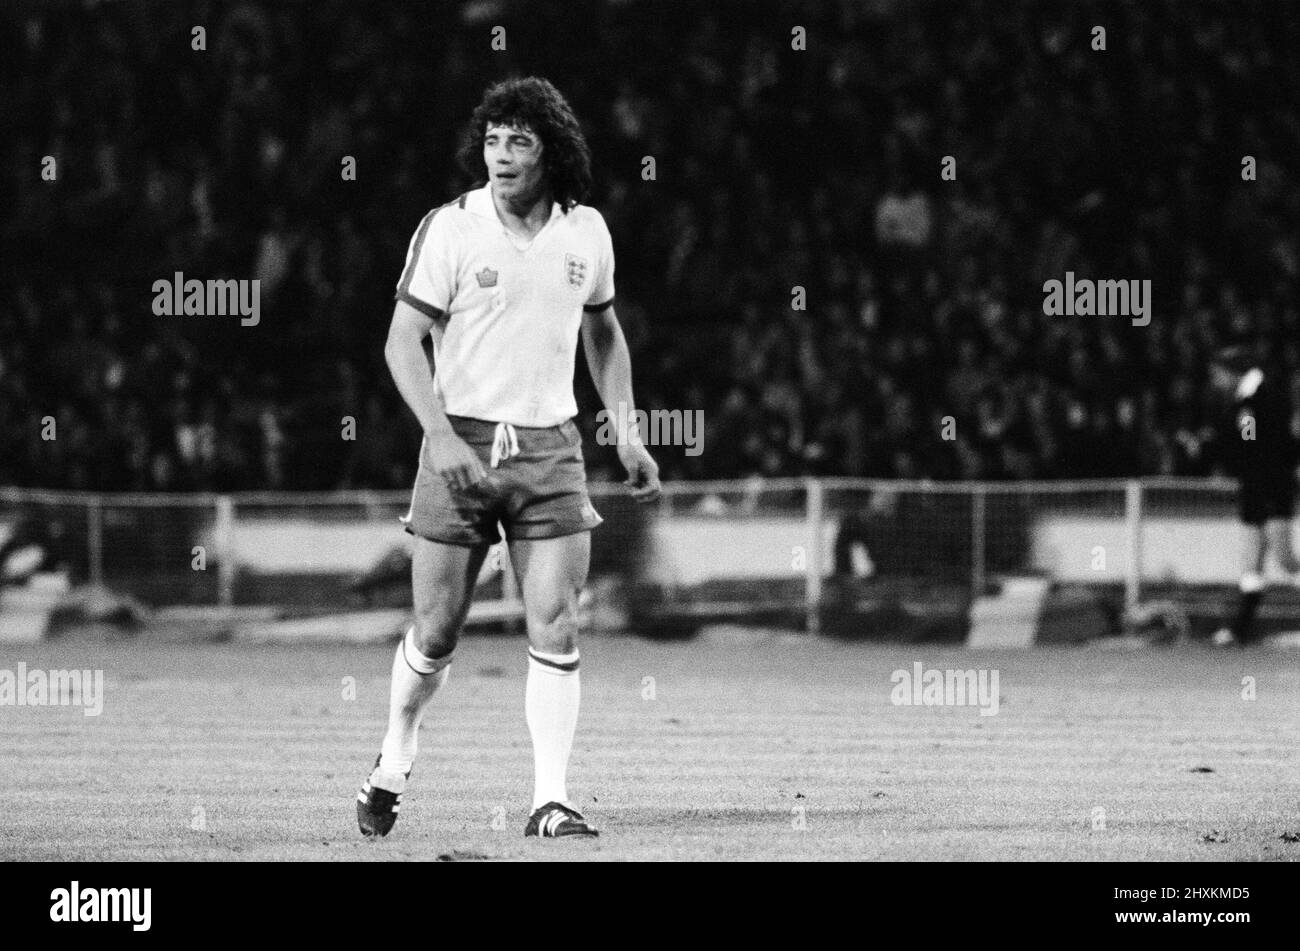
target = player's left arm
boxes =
[582,303,661,502]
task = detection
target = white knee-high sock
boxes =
[377,628,451,782]
[525,647,581,810]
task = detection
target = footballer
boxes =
[1208,344,1300,646]
[356,77,661,838]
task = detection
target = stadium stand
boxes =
[2,0,1299,493]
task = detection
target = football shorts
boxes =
[402,415,603,546]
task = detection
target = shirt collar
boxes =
[1236,367,1264,400]
[463,184,496,219]
[465,183,561,224]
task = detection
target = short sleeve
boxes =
[583,213,615,311]
[395,207,456,319]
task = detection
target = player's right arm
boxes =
[384,300,485,490]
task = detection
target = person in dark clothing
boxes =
[1207,345,1300,646]
[0,510,74,588]
[832,486,962,579]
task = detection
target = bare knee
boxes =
[411,605,462,658]
[526,587,580,655]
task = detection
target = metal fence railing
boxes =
[0,478,1247,632]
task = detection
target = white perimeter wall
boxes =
[195,513,1288,584]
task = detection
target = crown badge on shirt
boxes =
[565,253,588,289]
[476,267,498,288]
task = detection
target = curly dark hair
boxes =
[456,76,593,212]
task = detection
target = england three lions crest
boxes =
[565,253,588,289]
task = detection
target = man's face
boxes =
[484,123,545,204]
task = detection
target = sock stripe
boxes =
[403,629,452,676]
[528,648,580,672]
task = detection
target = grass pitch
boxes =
[1,630,1297,861]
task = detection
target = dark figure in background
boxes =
[834,489,900,579]
[833,487,961,580]
[0,510,74,588]
[1207,345,1300,646]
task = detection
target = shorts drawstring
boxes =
[489,422,520,468]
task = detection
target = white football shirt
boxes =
[395,185,615,428]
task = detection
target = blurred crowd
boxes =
[3,0,1299,491]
